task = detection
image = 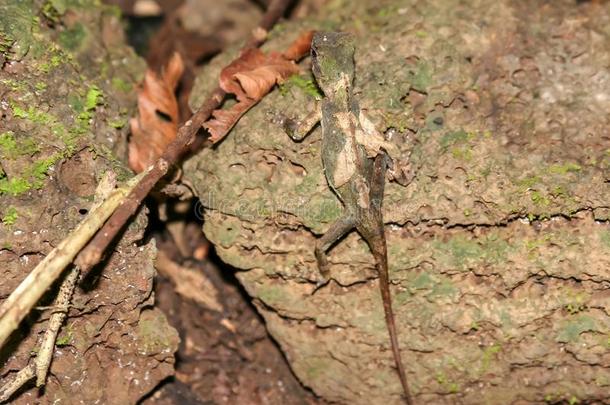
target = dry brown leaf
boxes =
[234,61,298,100]
[155,251,223,312]
[204,31,314,144]
[129,52,184,173]
[282,30,314,61]
[204,99,255,143]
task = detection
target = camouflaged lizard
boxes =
[283,31,414,404]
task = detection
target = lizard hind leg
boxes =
[314,214,356,284]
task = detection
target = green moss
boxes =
[58,22,87,51]
[451,146,473,161]
[39,46,65,73]
[68,93,84,112]
[382,111,410,132]
[562,288,589,315]
[568,395,580,405]
[0,177,31,195]
[102,3,122,18]
[556,315,597,343]
[108,118,127,129]
[435,371,460,393]
[479,343,501,374]
[280,74,323,100]
[2,206,18,225]
[29,154,60,188]
[0,0,35,60]
[318,55,339,78]
[35,81,48,91]
[524,236,549,253]
[411,272,434,289]
[425,113,444,131]
[394,290,412,305]
[0,78,27,92]
[0,153,62,196]
[85,85,104,111]
[517,175,542,190]
[551,185,567,198]
[0,131,18,156]
[440,129,470,150]
[0,32,10,55]
[111,77,131,92]
[435,234,509,270]
[64,86,103,143]
[42,0,67,23]
[10,101,57,125]
[548,162,581,175]
[430,278,458,298]
[409,272,458,299]
[10,98,84,152]
[376,4,399,18]
[305,196,342,224]
[437,236,482,268]
[56,324,73,346]
[530,190,550,206]
[295,172,320,194]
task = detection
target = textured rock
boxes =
[184,0,610,403]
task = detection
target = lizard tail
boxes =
[374,241,414,405]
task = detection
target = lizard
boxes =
[281,31,414,404]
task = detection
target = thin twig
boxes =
[0,174,119,400]
[76,0,294,273]
[0,170,146,348]
[35,266,80,386]
[0,363,35,402]
[0,267,80,401]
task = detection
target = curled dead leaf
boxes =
[204,31,314,143]
[204,100,255,143]
[129,52,184,173]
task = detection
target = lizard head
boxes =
[310,31,355,96]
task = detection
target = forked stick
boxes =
[0,170,147,348]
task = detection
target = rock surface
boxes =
[184,0,610,404]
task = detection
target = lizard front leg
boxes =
[314,213,356,283]
[282,107,322,141]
